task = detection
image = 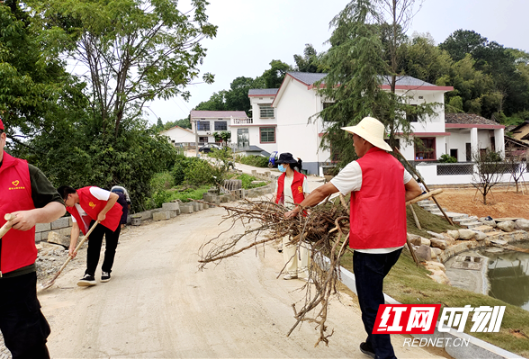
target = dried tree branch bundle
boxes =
[197,196,351,346]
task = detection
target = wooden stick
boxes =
[409,204,421,230]
[40,220,100,290]
[393,148,454,226]
[405,189,443,206]
[0,213,15,238]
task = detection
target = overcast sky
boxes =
[145,0,529,124]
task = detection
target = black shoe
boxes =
[77,274,96,287]
[359,342,375,358]
[101,271,111,282]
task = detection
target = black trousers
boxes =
[353,249,402,359]
[85,220,121,276]
[0,272,51,359]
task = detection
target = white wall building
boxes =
[159,125,195,146]
[268,72,506,185]
[190,110,249,146]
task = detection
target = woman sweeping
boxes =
[275,153,310,280]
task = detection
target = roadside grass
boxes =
[337,205,529,357]
[406,203,460,237]
[229,173,267,189]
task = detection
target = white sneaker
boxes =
[283,274,298,280]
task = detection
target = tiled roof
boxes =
[288,72,327,85]
[248,89,279,96]
[190,110,248,119]
[287,72,437,87]
[445,113,499,125]
[380,75,435,87]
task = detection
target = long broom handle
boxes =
[41,220,100,289]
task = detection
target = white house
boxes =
[190,110,248,146]
[159,125,195,146]
[268,72,506,185]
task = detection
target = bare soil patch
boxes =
[434,187,529,219]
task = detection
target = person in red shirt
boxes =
[0,117,66,359]
[275,153,310,280]
[57,185,122,286]
[286,117,422,359]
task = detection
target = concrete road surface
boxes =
[39,204,449,359]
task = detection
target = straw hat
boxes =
[341,117,392,152]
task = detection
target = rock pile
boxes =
[409,200,529,286]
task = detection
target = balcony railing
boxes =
[233,118,253,125]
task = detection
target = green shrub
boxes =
[235,154,269,167]
[237,173,267,189]
[438,154,457,163]
[184,159,215,186]
[150,171,175,192]
[149,185,211,208]
[171,155,203,185]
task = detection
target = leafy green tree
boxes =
[156,118,164,131]
[398,34,452,85]
[21,113,177,211]
[439,30,487,62]
[260,60,291,88]
[293,44,326,73]
[316,0,436,166]
[195,91,227,111]
[0,1,77,141]
[224,76,254,114]
[163,117,191,130]
[27,0,218,138]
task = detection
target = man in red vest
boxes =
[57,185,122,286]
[0,117,66,358]
[286,117,422,359]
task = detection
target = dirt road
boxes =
[39,205,447,359]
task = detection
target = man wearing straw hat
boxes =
[0,117,66,358]
[286,117,422,359]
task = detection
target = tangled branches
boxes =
[198,196,352,346]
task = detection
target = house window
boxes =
[490,136,495,152]
[466,143,471,161]
[215,121,227,131]
[415,137,436,160]
[407,104,418,122]
[260,127,275,143]
[197,120,210,131]
[198,136,209,144]
[450,149,458,160]
[260,105,274,118]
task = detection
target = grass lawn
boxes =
[337,205,529,357]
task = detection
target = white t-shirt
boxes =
[71,187,111,228]
[282,173,309,210]
[330,161,413,254]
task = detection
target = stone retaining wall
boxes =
[33,179,276,243]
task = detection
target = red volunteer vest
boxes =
[0,152,37,273]
[349,147,407,249]
[66,186,122,234]
[275,170,306,205]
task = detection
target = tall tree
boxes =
[260,60,291,88]
[316,0,435,166]
[27,0,217,138]
[293,44,326,73]
[224,76,255,114]
[439,30,488,62]
[0,1,76,142]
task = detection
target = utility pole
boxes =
[193,118,200,158]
